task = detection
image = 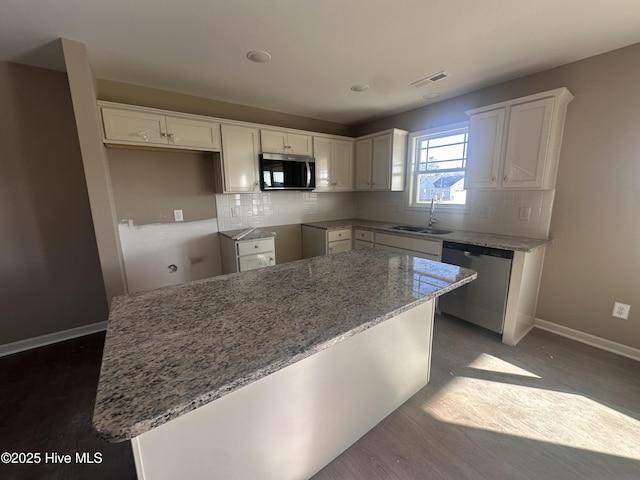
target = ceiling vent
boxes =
[411,71,450,88]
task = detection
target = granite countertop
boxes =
[93,249,476,442]
[303,219,550,252]
[219,228,276,241]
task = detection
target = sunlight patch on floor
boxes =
[466,353,541,378]
[423,375,640,460]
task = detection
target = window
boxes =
[408,123,468,208]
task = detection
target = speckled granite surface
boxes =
[93,249,476,442]
[219,228,276,241]
[304,219,550,252]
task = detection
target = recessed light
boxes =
[350,84,369,92]
[423,92,441,100]
[246,50,272,63]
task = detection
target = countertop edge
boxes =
[302,219,551,253]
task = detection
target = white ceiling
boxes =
[2,0,640,125]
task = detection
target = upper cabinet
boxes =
[354,129,408,191]
[99,102,221,151]
[465,88,573,190]
[313,136,354,192]
[260,129,313,155]
[215,124,260,193]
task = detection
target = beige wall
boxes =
[62,38,127,301]
[108,148,217,225]
[0,61,108,344]
[96,79,355,137]
[356,43,640,350]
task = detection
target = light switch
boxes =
[174,209,184,222]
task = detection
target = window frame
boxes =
[405,122,470,212]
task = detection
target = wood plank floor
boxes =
[1,315,638,479]
[0,332,136,480]
[312,315,640,479]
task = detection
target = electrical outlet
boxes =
[519,206,532,221]
[612,302,631,320]
[173,209,184,222]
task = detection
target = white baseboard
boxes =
[534,318,640,362]
[0,322,107,358]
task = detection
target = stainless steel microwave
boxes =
[259,153,316,191]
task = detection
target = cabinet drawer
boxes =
[327,229,352,242]
[328,239,352,254]
[354,229,374,242]
[375,233,441,257]
[237,238,274,256]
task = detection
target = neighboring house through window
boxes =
[407,122,468,208]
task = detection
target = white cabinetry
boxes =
[215,124,260,193]
[220,235,275,274]
[465,88,573,190]
[260,129,313,155]
[374,232,441,261]
[99,102,221,151]
[354,229,374,249]
[465,108,505,188]
[313,137,354,192]
[302,226,352,258]
[355,129,408,191]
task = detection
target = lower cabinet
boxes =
[221,236,276,273]
[374,232,441,261]
[302,226,352,258]
[354,229,374,249]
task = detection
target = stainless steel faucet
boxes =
[428,197,438,227]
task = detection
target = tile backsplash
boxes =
[216,191,357,231]
[356,189,555,239]
[215,189,553,239]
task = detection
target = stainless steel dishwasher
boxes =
[439,241,513,333]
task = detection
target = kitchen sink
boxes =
[389,225,452,235]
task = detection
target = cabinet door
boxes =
[371,133,392,190]
[332,139,354,191]
[239,253,274,272]
[260,129,287,153]
[503,97,554,188]
[313,137,333,191]
[287,133,313,155]
[260,130,313,155]
[354,240,374,249]
[465,108,505,189]
[101,107,167,146]
[165,116,221,151]
[355,138,373,190]
[220,124,259,193]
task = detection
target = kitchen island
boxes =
[93,249,476,479]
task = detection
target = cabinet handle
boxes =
[491,176,496,181]
[504,175,508,182]
[254,245,259,248]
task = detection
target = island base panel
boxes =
[131,299,434,480]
